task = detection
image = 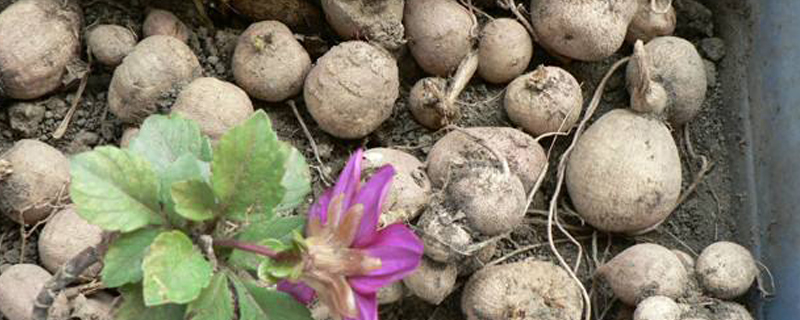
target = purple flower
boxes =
[279,149,424,320]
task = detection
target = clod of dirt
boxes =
[695,241,757,299]
[447,165,526,236]
[38,206,103,278]
[597,243,689,305]
[377,281,405,305]
[232,20,311,103]
[108,35,202,123]
[171,77,254,140]
[674,0,713,38]
[505,65,583,136]
[321,0,405,51]
[461,260,583,320]
[87,24,138,67]
[703,59,717,88]
[403,257,457,305]
[698,37,726,62]
[0,263,52,320]
[478,18,533,84]
[304,41,399,139]
[0,139,70,224]
[8,102,45,137]
[362,148,432,226]
[426,127,546,192]
[143,9,189,43]
[0,0,83,100]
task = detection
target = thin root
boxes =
[289,101,333,186]
[755,260,776,298]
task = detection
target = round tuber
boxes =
[505,65,583,136]
[321,0,405,51]
[377,281,405,305]
[402,257,457,305]
[409,50,478,129]
[596,243,689,305]
[461,260,583,320]
[478,18,533,84]
[633,296,682,320]
[171,77,254,140]
[530,0,637,61]
[304,41,399,139]
[447,165,526,236]
[418,210,472,263]
[232,21,312,102]
[626,37,707,125]
[227,0,325,33]
[403,0,474,76]
[362,148,432,226]
[108,35,202,123]
[0,139,70,224]
[626,0,676,43]
[426,127,547,192]
[38,206,103,278]
[0,0,83,100]
[695,241,758,299]
[0,264,52,320]
[87,24,137,67]
[142,9,189,43]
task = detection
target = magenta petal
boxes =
[349,224,424,294]
[331,149,364,224]
[277,280,317,304]
[308,188,333,227]
[351,165,395,248]
[347,291,378,320]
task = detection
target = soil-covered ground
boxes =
[0,0,751,319]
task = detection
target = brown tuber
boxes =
[461,260,583,320]
[530,0,637,61]
[38,206,104,278]
[0,0,83,100]
[87,24,138,67]
[402,257,457,305]
[304,41,399,139]
[409,51,478,129]
[505,65,583,136]
[108,35,202,123]
[404,0,474,76]
[171,77,254,140]
[142,9,189,43]
[633,296,682,320]
[626,37,707,125]
[321,0,405,51]
[478,18,533,84]
[362,148,432,226]
[0,264,52,320]
[447,165,526,236]
[0,139,70,224]
[227,0,325,33]
[597,243,689,305]
[626,0,676,43]
[695,241,758,299]
[232,21,312,103]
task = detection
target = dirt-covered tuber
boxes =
[0,264,52,320]
[38,206,103,277]
[362,148,432,226]
[87,24,137,67]
[447,165,526,236]
[402,257,457,305]
[0,0,83,100]
[478,18,533,84]
[404,0,474,76]
[409,51,478,129]
[627,0,676,43]
[695,241,758,299]
[597,243,689,305]
[633,296,682,320]
[142,9,189,43]
[171,77,254,140]
[505,65,583,136]
[108,35,202,123]
[321,0,405,51]
[232,21,311,102]
[304,41,399,139]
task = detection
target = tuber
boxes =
[142,9,189,43]
[87,24,138,67]
[505,65,583,136]
[478,18,533,84]
[38,206,103,278]
[403,0,474,76]
[362,148,432,226]
[695,241,758,299]
[320,0,405,51]
[597,243,689,305]
[171,77,254,140]
[627,0,676,43]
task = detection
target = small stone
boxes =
[45,111,54,119]
[207,55,220,64]
[703,59,717,88]
[8,102,45,137]
[699,37,726,61]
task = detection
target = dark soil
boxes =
[0,0,751,320]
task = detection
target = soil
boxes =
[0,0,751,320]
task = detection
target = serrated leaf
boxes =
[116,285,186,320]
[129,114,211,173]
[211,110,290,221]
[159,154,210,226]
[70,147,163,232]
[102,228,161,288]
[276,143,311,212]
[142,231,213,306]
[228,272,313,320]
[172,180,217,221]
[186,272,233,320]
[228,216,305,270]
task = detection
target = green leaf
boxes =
[159,154,210,226]
[101,228,161,288]
[277,143,311,212]
[228,216,305,270]
[228,272,313,320]
[70,147,163,232]
[211,110,291,221]
[116,285,186,320]
[129,114,211,173]
[172,180,217,221]
[142,231,213,306]
[186,272,234,320]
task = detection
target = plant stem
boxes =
[214,239,280,259]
